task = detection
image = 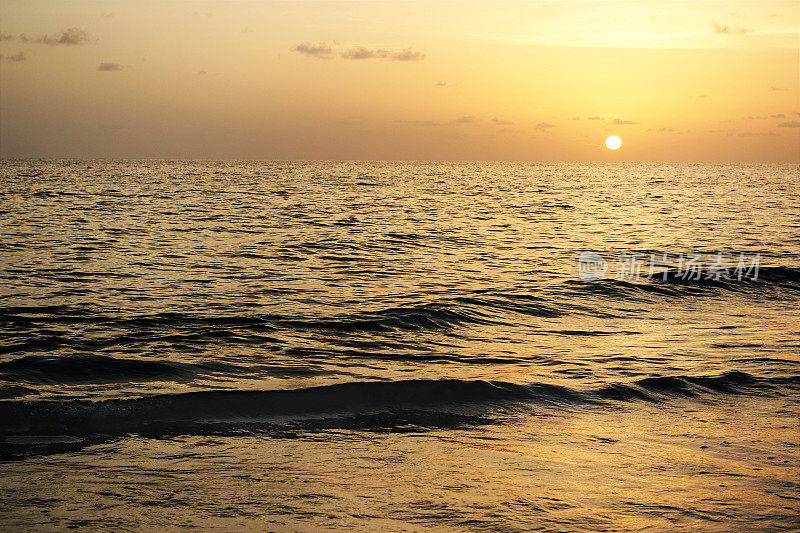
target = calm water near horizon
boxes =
[0,160,798,530]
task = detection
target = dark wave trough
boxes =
[1,371,795,451]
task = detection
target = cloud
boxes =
[497,128,520,134]
[713,22,730,33]
[713,22,750,35]
[535,122,555,130]
[612,118,640,125]
[491,117,514,126]
[435,81,447,87]
[738,132,780,137]
[743,114,792,120]
[339,46,380,59]
[339,47,424,61]
[97,62,123,71]
[291,42,424,61]
[390,48,424,61]
[398,115,479,127]
[777,121,800,128]
[770,86,785,91]
[197,70,207,75]
[20,27,91,45]
[0,52,25,62]
[291,42,333,59]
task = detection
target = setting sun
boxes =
[605,136,622,150]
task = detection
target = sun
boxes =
[605,135,622,150]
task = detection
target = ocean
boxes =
[0,160,798,530]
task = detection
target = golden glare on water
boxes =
[605,136,622,150]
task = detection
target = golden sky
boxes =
[1,1,798,161]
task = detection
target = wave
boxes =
[1,372,795,445]
[1,266,798,362]
[0,354,246,385]
[282,304,498,332]
[595,370,798,400]
[0,303,506,356]
[2,266,798,337]
[655,265,800,289]
[567,266,800,300]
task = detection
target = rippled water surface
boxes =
[1,161,798,530]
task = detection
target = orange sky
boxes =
[1,1,798,161]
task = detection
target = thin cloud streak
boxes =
[291,43,333,59]
[17,28,91,45]
[738,132,780,136]
[292,42,424,61]
[0,52,25,62]
[397,115,479,127]
[340,47,424,61]
[98,62,124,71]
[713,22,750,35]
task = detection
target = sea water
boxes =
[0,161,798,530]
